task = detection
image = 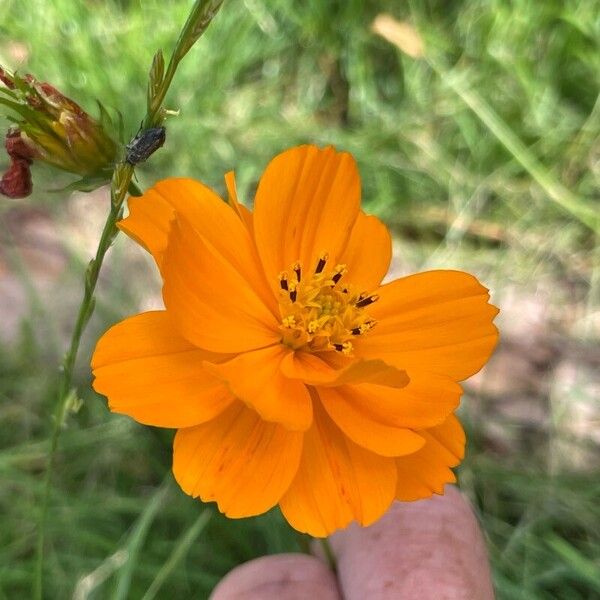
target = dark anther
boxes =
[333,343,344,352]
[315,256,327,274]
[290,289,297,302]
[280,275,288,291]
[356,294,379,308]
[351,327,362,335]
[332,272,343,285]
[293,264,301,282]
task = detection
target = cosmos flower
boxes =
[91,145,498,537]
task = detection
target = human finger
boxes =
[210,553,341,600]
[330,485,494,599]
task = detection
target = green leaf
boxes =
[47,174,111,194]
[546,535,600,589]
[95,100,114,130]
[112,482,170,600]
[141,510,212,600]
[147,50,165,113]
[173,0,225,63]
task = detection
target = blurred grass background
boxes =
[0,0,599,598]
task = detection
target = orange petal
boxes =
[317,386,425,457]
[162,218,281,353]
[339,211,392,290]
[323,371,462,432]
[118,177,275,312]
[118,188,174,266]
[281,351,409,388]
[327,360,409,387]
[279,403,397,537]
[224,170,253,231]
[120,179,250,268]
[253,145,361,292]
[91,311,234,428]
[357,270,499,381]
[173,401,303,518]
[395,414,466,501]
[279,351,343,383]
[204,345,313,431]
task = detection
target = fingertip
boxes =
[330,485,494,599]
[210,553,341,600]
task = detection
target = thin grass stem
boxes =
[141,509,212,600]
[32,2,224,598]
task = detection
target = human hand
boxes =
[210,486,494,599]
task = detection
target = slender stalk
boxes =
[319,537,337,573]
[33,163,133,600]
[141,509,212,600]
[33,2,224,597]
[145,0,224,127]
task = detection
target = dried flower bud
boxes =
[0,128,35,198]
[5,127,38,161]
[0,158,32,198]
[0,66,118,197]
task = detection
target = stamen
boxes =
[278,257,376,354]
[279,272,289,291]
[355,294,379,308]
[351,320,376,335]
[289,281,297,303]
[331,264,347,286]
[315,252,329,274]
[282,315,296,328]
[333,341,353,355]
[293,262,302,282]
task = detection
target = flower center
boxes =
[277,252,378,355]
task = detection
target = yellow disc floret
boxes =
[278,252,378,354]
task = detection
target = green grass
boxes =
[0,1,599,598]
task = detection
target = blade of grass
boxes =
[73,549,128,600]
[141,509,212,600]
[111,480,170,600]
[428,59,599,233]
[546,534,600,590]
[0,420,132,469]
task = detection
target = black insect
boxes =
[125,126,166,165]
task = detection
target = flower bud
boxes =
[0,66,118,197]
[0,159,32,199]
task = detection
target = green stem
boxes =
[145,0,224,127]
[33,163,132,600]
[33,3,224,597]
[319,537,337,573]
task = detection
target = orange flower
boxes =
[91,145,498,537]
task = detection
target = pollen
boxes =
[278,254,378,354]
[282,315,296,328]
